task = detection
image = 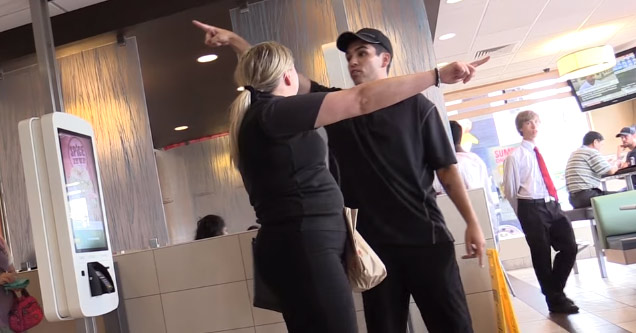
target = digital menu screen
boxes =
[58,129,108,253]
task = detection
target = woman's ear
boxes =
[283,69,293,86]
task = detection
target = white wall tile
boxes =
[438,188,495,244]
[239,231,258,280]
[114,250,160,299]
[222,329,256,333]
[246,279,285,326]
[254,323,287,333]
[154,235,245,293]
[457,240,496,295]
[125,295,167,333]
[467,291,498,333]
[356,310,368,333]
[353,292,364,311]
[161,282,254,333]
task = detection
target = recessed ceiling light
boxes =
[439,33,456,41]
[446,0,463,3]
[197,54,218,63]
[437,62,449,68]
[174,126,189,131]
[237,86,245,91]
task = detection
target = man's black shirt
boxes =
[311,82,457,245]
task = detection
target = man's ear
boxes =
[381,53,391,70]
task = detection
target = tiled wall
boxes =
[16,270,106,333]
[12,188,497,332]
[114,188,497,333]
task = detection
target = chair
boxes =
[563,207,607,278]
[591,191,636,267]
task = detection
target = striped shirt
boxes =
[565,146,612,193]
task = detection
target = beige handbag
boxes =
[344,207,387,292]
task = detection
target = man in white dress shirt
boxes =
[503,110,579,314]
[433,121,497,208]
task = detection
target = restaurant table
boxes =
[601,169,636,191]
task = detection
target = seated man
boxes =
[565,131,617,208]
[616,126,636,168]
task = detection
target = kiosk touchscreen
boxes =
[19,113,118,321]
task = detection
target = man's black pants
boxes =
[362,241,473,333]
[569,188,606,208]
[517,199,577,300]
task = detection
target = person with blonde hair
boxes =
[503,110,578,314]
[194,21,485,333]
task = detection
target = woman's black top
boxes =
[237,91,345,230]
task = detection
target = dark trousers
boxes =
[569,188,606,208]
[254,225,357,333]
[517,200,577,300]
[362,242,473,333]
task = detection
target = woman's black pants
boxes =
[255,222,357,333]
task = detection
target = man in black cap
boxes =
[616,126,636,168]
[194,22,488,333]
[318,28,485,333]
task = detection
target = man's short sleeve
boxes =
[588,150,612,175]
[310,81,342,93]
[420,100,457,170]
[259,92,328,137]
[627,149,636,164]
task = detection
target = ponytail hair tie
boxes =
[244,85,256,95]
[243,85,259,103]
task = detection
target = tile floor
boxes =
[508,258,636,332]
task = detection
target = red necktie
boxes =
[534,147,558,201]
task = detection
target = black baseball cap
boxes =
[336,28,393,57]
[616,126,636,137]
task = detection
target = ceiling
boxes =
[0,0,106,32]
[3,0,636,147]
[0,0,240,148]
[434,0,636,93]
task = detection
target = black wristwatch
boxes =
[434,67,441,87]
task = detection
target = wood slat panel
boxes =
[446,81,570,112]
[445,70,561,102]
[448,91,574,121]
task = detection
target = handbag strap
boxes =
[10,288,29,300]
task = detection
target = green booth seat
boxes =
[591,191,636,250]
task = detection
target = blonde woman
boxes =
[194,21,483,333]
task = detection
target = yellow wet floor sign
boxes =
[487,248,520,333]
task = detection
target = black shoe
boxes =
[547,293,577,306]
[548,301,579,314]
[563,296,576,306]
